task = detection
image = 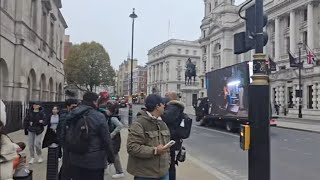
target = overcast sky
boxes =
[61,0,246,70]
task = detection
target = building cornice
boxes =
[58,10,68,28]
[147,54,201,65]
[148,39,200,55]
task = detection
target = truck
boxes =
[194,61,277,132]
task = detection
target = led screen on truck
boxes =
[206,61,251,118]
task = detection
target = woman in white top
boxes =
[42,106,61,180]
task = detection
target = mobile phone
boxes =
[163,140,176,148]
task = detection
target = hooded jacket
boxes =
[127,110,170,178]
[66,104,114,169]
[162,100,185,150]
[23,107,47,135]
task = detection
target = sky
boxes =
[61,0,246,70]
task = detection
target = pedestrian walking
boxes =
[56,99,78,180]
[66,92,114,180]
[0,100,19,180]
[23,102,47,164]
[127,94,171,180]
[42,106,62,180]
[162,92,185,180]
[102,103,125,179]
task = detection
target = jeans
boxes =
[134,173,169,180]
[113,153,123,174]
[28,131,43,158]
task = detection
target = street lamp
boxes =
[128,8,137,126]
[298,41,303,118]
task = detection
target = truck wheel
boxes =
[226,122,234,132]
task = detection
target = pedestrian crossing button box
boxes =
[240,125,250,151]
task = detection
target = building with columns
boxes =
[200,0,320,118]
[147,39,201,108]
[0,0,67,102]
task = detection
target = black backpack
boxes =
[65,111,91,154]
[176,113,192,139]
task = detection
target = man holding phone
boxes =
[127,94,171,180]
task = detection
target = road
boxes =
[119,105,320,180]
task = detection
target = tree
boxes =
[65,42,115,92]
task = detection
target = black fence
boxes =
[3,101,66,134]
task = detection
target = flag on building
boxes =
[266,56,277,71]
[305,45,318,65]
[288,50,299,68]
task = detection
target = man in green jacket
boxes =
[127,94,171,180]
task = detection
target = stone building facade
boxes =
[116,58,138,97]
[147,39,201,107]
[199,0,320,118]
[0,0,67,102]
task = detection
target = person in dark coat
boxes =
[162,92,185,180]
[68,92,114,180]
[56,99,78,180]
[23,101,47,164]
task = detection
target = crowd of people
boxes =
[0,91,191,180]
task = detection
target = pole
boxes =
[248,0,270,180]
[128,8,137,126]
[298,46,302,118]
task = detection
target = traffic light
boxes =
[234,5,268,54]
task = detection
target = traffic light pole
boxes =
[248,0,270,180]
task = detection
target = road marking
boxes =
[193,125,239,138]
[187,154,234,180]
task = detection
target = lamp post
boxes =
[298,41,303,118]
[128,8,137,126]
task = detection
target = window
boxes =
[303,31,307,48]
[177,49,181,54]
[178,60,181,66]
[201,79,204,88]
[201,92,204,98]
[287,16,290,27]
[272,42,275,58]
[41,11,47,51]
[203,60,207,72]
[285,37,290,51]
[49,21,54,49]
[303,9,308,21]
[203,30,206,38]
[193,50,197,56]
[185,49,189,55]
[3,0,8,10]
[31,0,37,30]
[208,3,211,12]
[214,0,218,7]
[203,46,207,54]
[177,84,181,90]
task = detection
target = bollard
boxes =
[46,146,60,180]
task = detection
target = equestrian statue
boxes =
[185,58,197,85]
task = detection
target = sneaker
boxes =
[112,173,125,179]
[38,157,43,163]
[29,158,34,164]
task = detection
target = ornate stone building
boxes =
[0,0,67,102]
[199,0,320,118]
[147,39,201,107]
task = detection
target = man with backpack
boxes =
[65,92,114,180]
[162,92,192,180]
[57,98,78,180]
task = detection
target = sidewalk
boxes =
[275,116,320,133]
[184,107,320,133]
[8,129,221,180]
